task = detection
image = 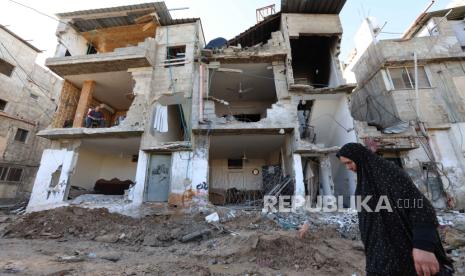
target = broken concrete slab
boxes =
[37,127,143,139]
[98,251,122,262]
[94,233,120,243]
[45,46,153,76]
[180,229,211,243]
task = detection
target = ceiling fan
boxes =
[226,81,253,97]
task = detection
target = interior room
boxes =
[301,156,320,204]
[67,137,141,199]
[298,94,357,205]
[65,71,135,128]
[62,8,157,56]
[290,36,338,88]
[208,134,292,205]
[209,63,277,123]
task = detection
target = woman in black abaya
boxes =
[335,143,453,276]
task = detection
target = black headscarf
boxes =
[336,143,452,275]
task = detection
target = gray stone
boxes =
[454,221,465,233]
[95,233,119,243]
[143,235,168,247]
[180,229,211,243]
[208,258,217,265]
[445,230,465,249]
[56,255,85,263]
[99,252,121,262]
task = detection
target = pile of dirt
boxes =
[251,233,364,273]
[189,229,365,275]
[0,207,369,275]
[3,207,216,246]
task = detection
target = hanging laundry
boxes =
[153,103,168,133]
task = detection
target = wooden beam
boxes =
[142,22,155,32]
[73,80,95,128]
[82,23,157,53]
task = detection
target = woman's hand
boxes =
[298,223,309,239]
[413,248,440,276]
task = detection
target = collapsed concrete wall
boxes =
[27,147,78,211]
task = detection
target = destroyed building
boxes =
[0,25,62,202]
[27,0,357,212]
[194,0,357,207]
[344,2,465,209]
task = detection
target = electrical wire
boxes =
[0,41,56,104]
[0,46,54,120]
[6,0,151,55]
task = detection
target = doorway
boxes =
[145,154,171,202]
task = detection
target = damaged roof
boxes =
[229,0,347,47]
[403,5,465,38]
[228,13,281,47]
[281,0,347,14]
[56,2,198,32]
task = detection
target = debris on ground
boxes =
[1,206,464,275]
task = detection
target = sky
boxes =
[0,0,455,66]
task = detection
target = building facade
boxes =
[344,4,465,209]
[0,25,62,201]
[27,0,357,213]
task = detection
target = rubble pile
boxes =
[0,207,368,275]
[266,211,360,240]
[1,207,464,275]
[438,211,465,274]
[2,207,219,246]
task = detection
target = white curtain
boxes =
[153,103,168,133]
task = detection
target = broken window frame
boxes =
[0,58,15,77]
[6,168,22,182]
[0,166,8,181]
[0,166,23,182]
[387,66,431,90]
[14,128,29,143]
[0,99,6,111]
[164,45,186,67]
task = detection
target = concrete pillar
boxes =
[73,80,95,127]
[319,155,335,196]
[293,154,305,196]
[272,61,289,100]
[191,135,209,194]
[129,150,149,206]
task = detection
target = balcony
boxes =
[45,44,154,77]
[38,70,144,139]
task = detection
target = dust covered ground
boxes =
[0,206,463,275]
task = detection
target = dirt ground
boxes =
[0,206,463,275]
[0,206,366,275]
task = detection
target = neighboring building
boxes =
[27,0,357,213]
[0,25,62,201]
[344,4,465,209]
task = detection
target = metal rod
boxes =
[168,7,189,11]
[414,52,420,120]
